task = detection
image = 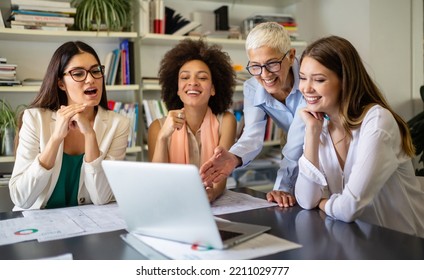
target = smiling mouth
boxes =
[262,77,277,86]
[186,90,200,95]
[305,96,322,103]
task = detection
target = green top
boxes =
[45,153,84,209]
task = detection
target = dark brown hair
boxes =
[29,41,108,111]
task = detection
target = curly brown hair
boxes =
[158,38,236,114]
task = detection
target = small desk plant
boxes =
[71,0,132,32]
[0,99,25,156]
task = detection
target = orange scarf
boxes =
[169,107,219,166]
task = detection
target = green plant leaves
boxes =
[0,99,19,131]
[72,0,131,32]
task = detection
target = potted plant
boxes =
[0,99,25,156]
[71,0,132,32]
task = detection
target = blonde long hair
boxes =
[300,35,415,157]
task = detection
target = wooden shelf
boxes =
[0,156,14,163]
[0,29,137,43]
[126,146,143,154]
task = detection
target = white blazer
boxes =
[9,107,130,210]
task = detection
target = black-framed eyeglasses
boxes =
[246,51,290,76]
[63,65,105,82]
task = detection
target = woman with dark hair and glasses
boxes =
[200,22,306,208]
[9,41,130,210]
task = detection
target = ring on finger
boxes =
[177,112,183,119]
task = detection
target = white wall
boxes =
[293,0,423,120]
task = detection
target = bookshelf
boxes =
[0,28,143,162]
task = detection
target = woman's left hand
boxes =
[69,110,94,135]
[266,190,296,208]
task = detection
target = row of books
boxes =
[7,0,75,31]
[264,115,284,142]
[142,99,168,127]
[103,39,135,86]
[0,57,20,86]
[108,100,139,148]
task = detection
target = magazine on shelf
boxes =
[11,23,67,31]
[11,9,72,18]
[0,80,21,86]
[11,0,71,8]
[21,78,43,86]
[11,14,74,25]
[0,64,17,70]
[12,5,76,14]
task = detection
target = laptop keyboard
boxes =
[219,229,243,241]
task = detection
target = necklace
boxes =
[333,134,346,145]
[329,129,347,146]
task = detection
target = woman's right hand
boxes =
[299,108,325,137]
[299,108,324,168]
[53,104,87,141]
[157,109,185,139]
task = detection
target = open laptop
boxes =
[102,160,270,250]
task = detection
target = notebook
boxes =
[101,160,271,250]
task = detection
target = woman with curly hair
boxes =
[147,38,237,202]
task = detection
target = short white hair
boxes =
[245,22,291,56]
